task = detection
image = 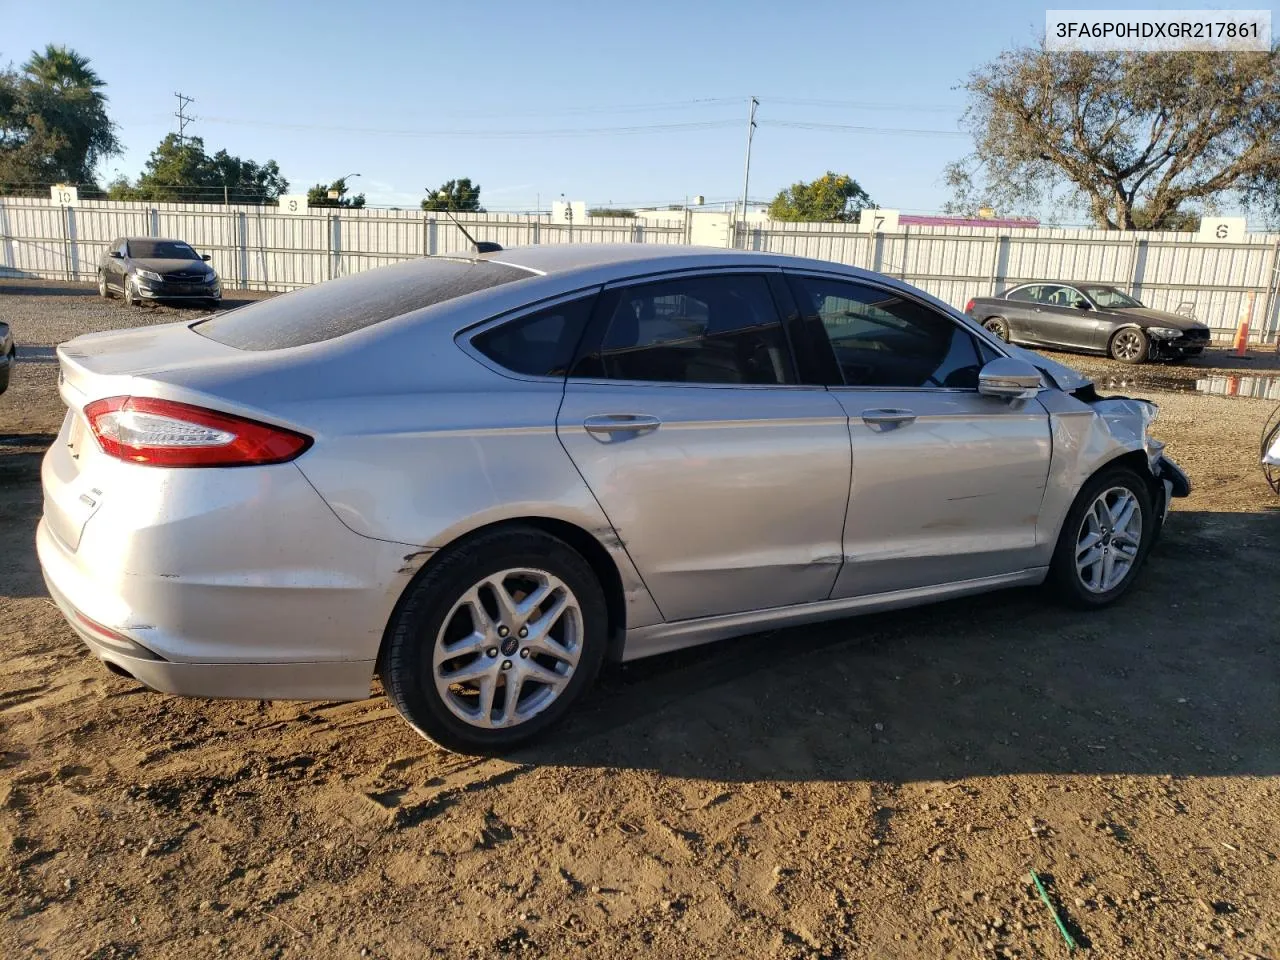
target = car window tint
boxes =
[574,274,793,385]
[194,259,534,351]
[128,240,198,259]
[791,276,986,389]
[471,297,594,377]
[1006,286,1037,303]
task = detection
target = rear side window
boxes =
[790,275,986,389]
[571,274,794,385]
[471,296,595,377]
[194,259,533,351]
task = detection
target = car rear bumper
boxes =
[37,424,420,701]
[39,543,375,699]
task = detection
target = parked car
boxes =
[0,319,13,394]
[97,237,221,308]
[965,283,1211,364]
[40,246,1189,752]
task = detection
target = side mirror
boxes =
[109,251,123,259]
[201,254,211,261]
[978,357,1042,401]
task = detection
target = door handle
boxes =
[860,408,917,429]
[583,414,662,438]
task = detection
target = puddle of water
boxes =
[1098,373,1280,401]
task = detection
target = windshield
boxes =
[128,240,199,259]
[1082,285,1142,308]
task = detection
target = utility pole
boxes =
[174,92,196,146]
[739,96,759,249]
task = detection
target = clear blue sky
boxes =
[2,0,1271,215]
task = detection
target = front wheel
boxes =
[1109,327,1148,364]
[122,275,142,307]
[1048,466,1154,608]
[97,272,112,299]
[982,316,1010,342]
[380,526,608,753]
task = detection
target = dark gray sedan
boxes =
[0,319,13,395]
[97,237,222,308]
[966,282,1211,364]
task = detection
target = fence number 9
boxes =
[277,194,309,216]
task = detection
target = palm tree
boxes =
[16,45,119,186]
[23,45,107,92]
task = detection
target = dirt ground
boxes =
[2,282,1280,959]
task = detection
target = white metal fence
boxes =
[3,196,1278,342]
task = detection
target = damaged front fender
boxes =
[1033,389,1190,562]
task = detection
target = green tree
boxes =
[109,134,287,203]
[945,44,1280,230]
[307,177,365,208]
[421,178,482,211]
[588,207,636,218]
[767,172,872,222]
[0,45,120,192]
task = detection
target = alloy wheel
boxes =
[1111,330,1144,362]
[432,568,582,729]
[1075,486,1143,593]
[983,318,1009,341]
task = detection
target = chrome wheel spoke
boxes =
[442,657,492,685]
[500,673,524,725]
[520,659,568,689]
[474,675,497,722]
[486,576,522,628]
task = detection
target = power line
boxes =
[760,119,969,138]
[199,116,742,139]
[762,96,964,114]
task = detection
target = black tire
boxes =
[380,525,608,753]
[1108,327,1149,364]
[205,298,222,310]
[97,271,112,300]
[982,316,1010,341]
[1048,465,1154,608]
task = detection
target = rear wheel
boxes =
[1109,327,1148,364]
[1049,466,1154,608]
[982,316,1010,341]
[380,526,608,753]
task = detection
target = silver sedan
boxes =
[38,245,1189,751]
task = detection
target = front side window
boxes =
[1083,286,1141,308]
[790,275,985,389]
[572,274,793,385]
[471,296,594,377]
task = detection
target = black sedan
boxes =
[0,319,13,395]
[966,282,1212,364]
[98,237,222,308]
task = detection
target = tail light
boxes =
[82,396,311,467]
[964,298,976,314]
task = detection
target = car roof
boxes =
[122,237,192,244]
[475,243,882,284]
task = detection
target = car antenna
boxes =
[435,193,502,255]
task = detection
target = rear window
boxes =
[194,258,534,351]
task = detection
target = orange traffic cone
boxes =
[1233,292,1256,357]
